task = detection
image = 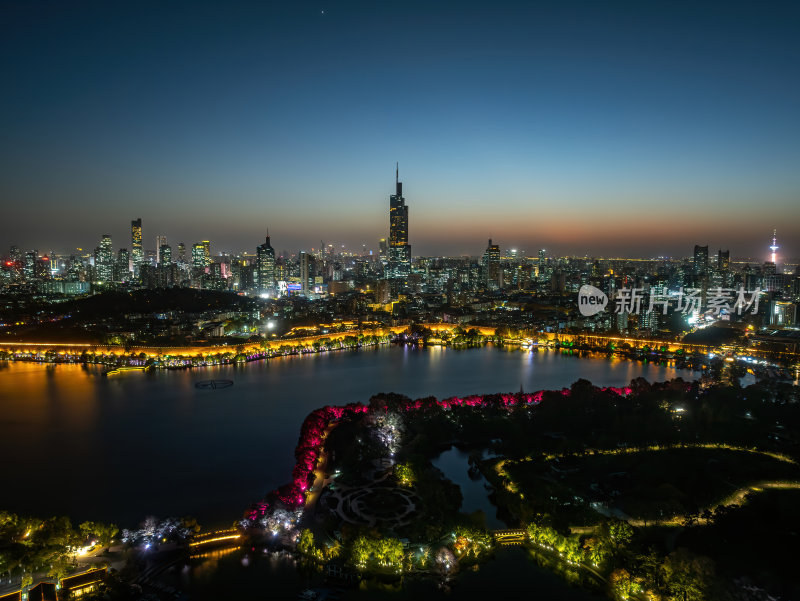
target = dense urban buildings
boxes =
[4,169,795,341]
[1,193,797,348]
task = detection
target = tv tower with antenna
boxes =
[769,229,779,265]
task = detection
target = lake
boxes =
[0,346,692,527]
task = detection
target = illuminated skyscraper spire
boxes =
[769,228,779,264]
[388,164,410,284]
[395,162,401,196]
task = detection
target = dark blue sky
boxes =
[1,1,798,259]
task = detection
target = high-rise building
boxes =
[717,249,730,271]
[769,300,796,326]
[482,239,502,290]
[300,251,315,296]
[131,219,143,274]
[201,241,211,267]
[159,243,172,266]
[116,248,130,281]
[191,243,206,270]
[256,234,276,294]
[23,250,37,280]
[95,234,114,282]
[693,245,709,275]
[156,235,167,264]
[388,164,411,282]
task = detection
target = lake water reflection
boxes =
[433,447,504,529]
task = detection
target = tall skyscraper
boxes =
[256,234,275,294]
[693,245,709,275]
[131,218,143,274]
[717,249,730,271]
[156,235,167,263]
[201,240,211,267]
[116,248,130,281]
[23,251,37,280]
[191,243,206,270]
[300,251,315,296]
[159,243,172,266]
[95,234,114,282]
[388,164,411,282]
[482,238,502,290]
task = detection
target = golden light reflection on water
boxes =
[4,363,100,455]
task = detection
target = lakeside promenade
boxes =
[0,324,798,366]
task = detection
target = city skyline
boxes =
[3,175,793,265]
[1,1,799,257]
[2,213,794,265]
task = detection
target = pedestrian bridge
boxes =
[492,529,526,546]
[189,529,241,550]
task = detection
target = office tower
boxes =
[256,234,276,294]
[159,244,172,266]
[237,264,255,290]
[300,251,315,296]
[95,234,114,282]
[177,242,186,264]
[717,249,730,271]
[693,245,709,275]
[155,235,167,263]
[388,164,411,282]
[191,243,206,270]
[116,248,130,281]
[131,218,143,274]
[22,251,36,280]
[201,241,211,267]
[482,239,502,290]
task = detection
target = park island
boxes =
[227,376,799,601]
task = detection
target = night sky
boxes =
[1,1,798,259]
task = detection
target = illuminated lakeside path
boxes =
[302,423,336,516]
[1,323,798,363]
[495,443,800,529]
[626,481,800,527]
